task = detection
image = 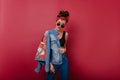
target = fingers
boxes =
[50,66,54,72]
[59,48,66,53]
[50,68,55,73]
[50,63,55,73]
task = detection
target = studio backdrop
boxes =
[0,0,120,80]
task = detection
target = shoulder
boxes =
[46,29,56,33]
[44,30,50,36]
[64,31,68,41]
[64,31,68,37]
[44,30,49,35]
[44,29,55,36]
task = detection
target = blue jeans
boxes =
[46,54,68,80]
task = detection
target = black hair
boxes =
[57,10,70,18]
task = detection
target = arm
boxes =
[45,30,55,73]
[44,30,51,72]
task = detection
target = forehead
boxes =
[57,19,66,24]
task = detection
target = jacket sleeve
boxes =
[44,30,50,72]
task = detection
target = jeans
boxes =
[46,54,68,80]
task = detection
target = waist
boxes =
[51,52,66,64]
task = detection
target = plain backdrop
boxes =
[0,0,120,80]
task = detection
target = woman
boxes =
[45,10,69,80]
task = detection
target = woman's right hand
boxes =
[50,63,55,73]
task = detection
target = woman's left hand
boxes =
[59,47,66,54]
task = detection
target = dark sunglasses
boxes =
[56,22,65,28]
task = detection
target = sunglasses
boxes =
[56,22,65,28]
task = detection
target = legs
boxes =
[46,65,59,80]
[46,72,55,80]
[46,54,68,80]
[60,54,68,80]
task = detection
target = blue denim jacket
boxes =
[44,29,62,72]
[35,29,63,73]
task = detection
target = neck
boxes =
[55,28,63,34]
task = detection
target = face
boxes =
[56,19,66,31]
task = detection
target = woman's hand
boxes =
[50,63,55,73]
[59,47,66,54]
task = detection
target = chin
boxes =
[56,27,60,30]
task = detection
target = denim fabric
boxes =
[34,61,44,73]
[35,29,64,73]
[46,54,68,80]
[44,29,63,72]
[44,30,51,72]
[49,29,62,64]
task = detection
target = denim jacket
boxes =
[44,28,62,72]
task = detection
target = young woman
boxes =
[45,10,69,80]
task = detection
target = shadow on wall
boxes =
[66,19,85,80]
